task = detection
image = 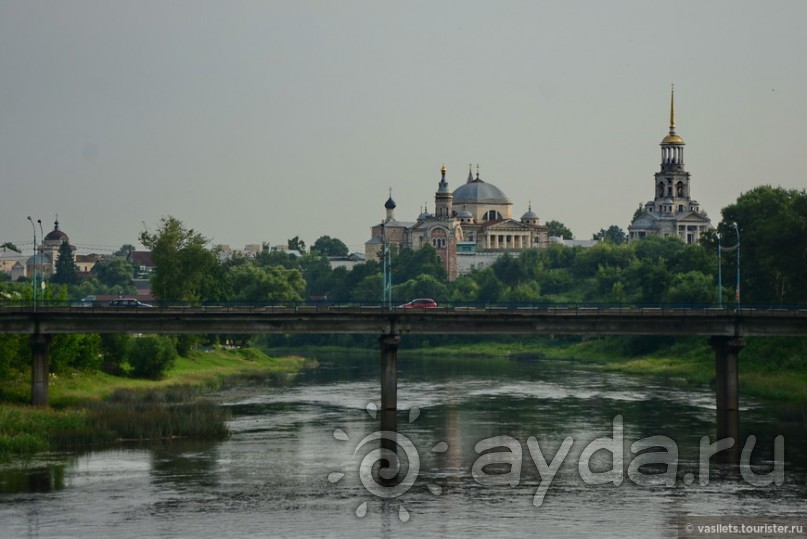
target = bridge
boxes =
[2,303,806,442]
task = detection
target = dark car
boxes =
[398,298,438,309]
[108,298,153,308]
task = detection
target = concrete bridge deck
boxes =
[1,304,805,415]
[1,304,806,336]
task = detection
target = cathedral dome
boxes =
[384,196,396,209]
[661,133,684,145]
[452,178,510,205]
[521,209,538,220]
[44,220,68,242]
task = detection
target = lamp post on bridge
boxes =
[732,222,740,310]
[716,232,722,308]
[381,222,392,308]
[37,219,45,305]
[26,216,37,308]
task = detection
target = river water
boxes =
[1,351,805,538]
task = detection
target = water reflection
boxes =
[0,351,805,538]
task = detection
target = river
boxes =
[1,351,805,538]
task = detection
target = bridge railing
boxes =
[1,299,807,316]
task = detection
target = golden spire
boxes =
[669,84,675,132]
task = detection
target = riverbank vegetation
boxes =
[0,347,312,461]
[401,334,807,405]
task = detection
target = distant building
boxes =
[366,165,549,281]
[628,89,712,243]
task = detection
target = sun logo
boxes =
[328,403,448,522]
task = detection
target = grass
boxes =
[371,335,807,405]
[0,347,314,461]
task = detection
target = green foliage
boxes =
[394,274,449,303]
[99,333,131,375]
[173,334,200,357]
[593,225,627,244]
[114,244,136,258]
[127,335,178,380]
[91,257,136,288]
[0,334,28,377]
[664,271,714,304]
[712,186,807,304]
[351,274,382,302]
[227,263,305,302]
[286,236,307,254]
[139,216,220,302]
[51,242,79,285]
[310,235,349,257]
[50,334,103,372]
[393,245,446,284]
[546,219,574,239]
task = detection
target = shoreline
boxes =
[0,347,314,462]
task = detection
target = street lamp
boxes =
[27,216,37,307]
[716,232,722,308]
[732,222,741,309]
[381,222,392,308]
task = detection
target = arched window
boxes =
[483,210,502,221]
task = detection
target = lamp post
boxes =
[716,232,722,308]
[381,222,392,308]
[732,222,740,309]
[27,216,37,307]
[37,219,45,304]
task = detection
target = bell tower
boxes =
[654,86,693,214]
[434,164,453,219]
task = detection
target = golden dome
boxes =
[661,133,685,144]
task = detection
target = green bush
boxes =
[99,333,130,375]
[127,335,177,380]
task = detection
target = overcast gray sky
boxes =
[2,1,805,254]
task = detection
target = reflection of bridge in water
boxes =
[2,303,806,450]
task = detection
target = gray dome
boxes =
[384,196,396,209]
[457,210,473,219]
[521,210,538,220]
[452,179,510,204]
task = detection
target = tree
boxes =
[128,335,177,379]
[593,225,627,244]
[51,241,79,285]
[393,245,446,284]
[227,263,305,302]
[114,244,137,258]
[713,186,807,304]
[139,216,219,302]
[310,235,349,257]
[546,220,574,240]
[287,236,307,254]
[92,257,136,288]
[1,242,21,253]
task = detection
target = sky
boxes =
[1,1,805,255]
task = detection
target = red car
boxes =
[399,298,438,309]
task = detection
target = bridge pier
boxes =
[379,334,400,442]
[29,333,52,407]
[709,336,743,468]
[709,336,744,413]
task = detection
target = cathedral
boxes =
[628,89,712,243]
[365,165,549,281]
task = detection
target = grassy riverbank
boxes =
[409,336,807,405]
[0,347,314,461]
